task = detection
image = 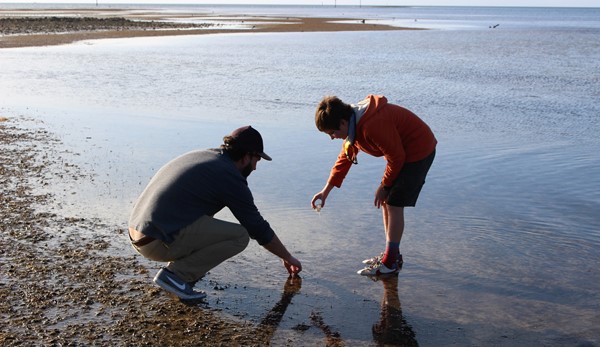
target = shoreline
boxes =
[2,6,599,344]
[0,116,309,345]
[0,8,413,345]
[0,8,418,49]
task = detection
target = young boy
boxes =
[310,95,437,276]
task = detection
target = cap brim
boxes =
[259,152,272,161]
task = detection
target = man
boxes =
[129,126,302,300]
[310,95,436,276]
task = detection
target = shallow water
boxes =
[1,5,599,346]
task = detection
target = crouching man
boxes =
[129,126,302,300]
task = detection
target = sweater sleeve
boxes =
[222,173,275,245]
[327,145,354,188]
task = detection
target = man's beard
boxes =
[241,163,253,178]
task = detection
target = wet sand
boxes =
[0,9,415,345]
[0,115,415,346]
[0,116,306,345]
[0,8,415,49]
[3,8,599,345]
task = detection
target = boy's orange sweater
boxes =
[328,95,437,188]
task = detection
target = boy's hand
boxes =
[311,183,335,210]
[311,193,325,209]
[374,185,389,208]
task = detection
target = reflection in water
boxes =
[255,274,417,346]
[372,275,419,347]
[310,311,345,346]
[258,276,302,340]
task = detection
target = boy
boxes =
[310,95,436,276]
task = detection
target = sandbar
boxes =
[0,8,417,49]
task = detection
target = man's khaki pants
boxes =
[132,215,249,283]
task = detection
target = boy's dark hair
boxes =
[220,136,248,161]
[315,96,354,132]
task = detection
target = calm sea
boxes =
[1,5,599,346]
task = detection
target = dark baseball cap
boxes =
[229,125,272,161]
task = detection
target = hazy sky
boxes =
[4,0,599,7]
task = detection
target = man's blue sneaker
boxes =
[153,268,207,301]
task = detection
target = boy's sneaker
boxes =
[362,253,404,268]
[362,252,384,265]
[357,261,400,276]
[153,268,207,301]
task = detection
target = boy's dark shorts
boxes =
[387,149,435,207]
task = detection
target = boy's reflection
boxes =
[372,274,419,347]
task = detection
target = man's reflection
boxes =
[372,274,419,347]
[258,275,302,331]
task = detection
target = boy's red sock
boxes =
[381,241,400,268]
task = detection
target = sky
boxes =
[2,0,599,7]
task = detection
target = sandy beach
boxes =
[2,6,599,346]
[0,8,410,346]
[0,8,414,49]
[0,116,317,346]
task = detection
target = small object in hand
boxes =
[314,203,322,213]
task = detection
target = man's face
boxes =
[242,154,261,178]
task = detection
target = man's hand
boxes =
[283,256,302,276]
[262,234,302,276]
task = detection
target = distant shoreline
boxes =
[0,8,418,49]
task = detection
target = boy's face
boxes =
[324,119,348,140]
